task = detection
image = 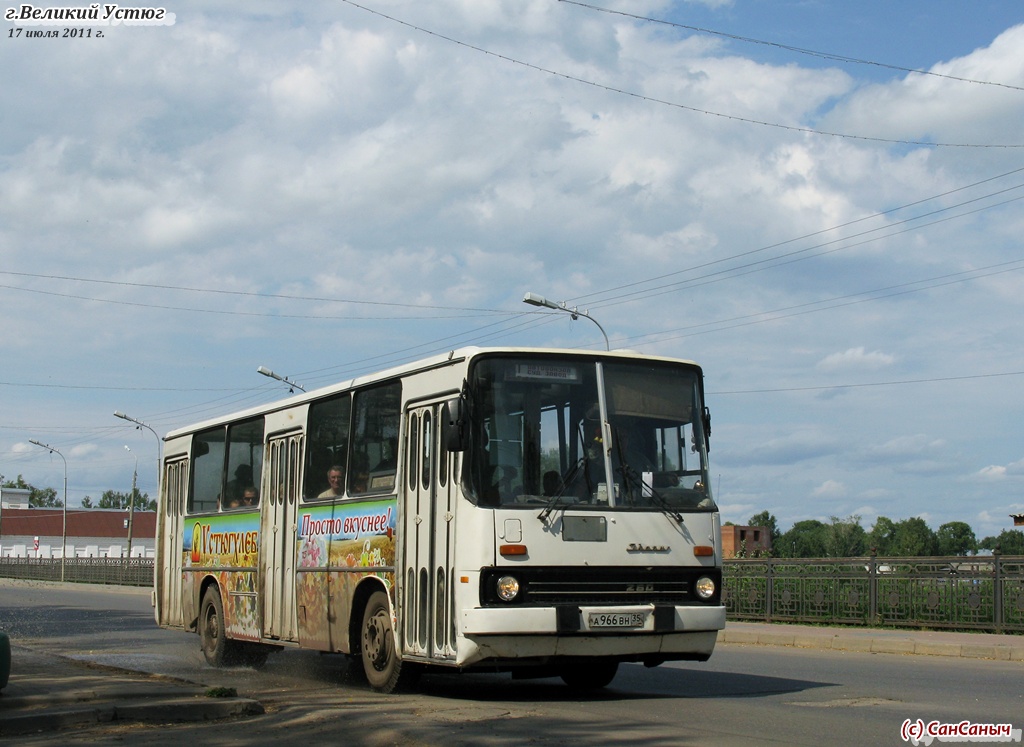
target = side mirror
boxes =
[702,407,712,452]
[442,397,466,452]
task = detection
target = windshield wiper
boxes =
[538,457,587,522]
[616,463,684,524]
[612,427,683,524]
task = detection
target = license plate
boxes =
[588,612,646,629]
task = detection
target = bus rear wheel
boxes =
[360,590,413,693]
[560,660,619,690]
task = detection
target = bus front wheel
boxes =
[360,590,409,693]
[199,587,239,666]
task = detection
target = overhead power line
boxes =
[560,0,1024,92]
[0,270,514,318]
[338,0,1023,148]
[711,370,1024,395]
[569,167,1024,309]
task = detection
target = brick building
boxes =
[721,524,772,557]
[0,508,156,559]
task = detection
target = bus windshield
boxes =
[465,356,716,512]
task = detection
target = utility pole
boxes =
[125,445,138,560]
[28,440,68,582]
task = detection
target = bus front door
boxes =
[261,433,302,642]
[402,404,457,662]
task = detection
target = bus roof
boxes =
[163,346,702,441]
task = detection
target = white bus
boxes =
[154,347,725,692]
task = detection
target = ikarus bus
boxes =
[154,347,725,692]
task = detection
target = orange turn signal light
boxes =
[693,545,714,557]
[499,544,528,556]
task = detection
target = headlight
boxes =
[695,576,716,601]
[496,575,520,602]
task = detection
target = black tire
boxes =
[199,587,242,666]
[360,590,413,693]
[560,660,619,691]
[238,643,271,669]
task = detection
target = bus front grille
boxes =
[479,566,720,606]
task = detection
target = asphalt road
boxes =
[2,580,1022,746]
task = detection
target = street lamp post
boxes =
[124,445,138,560]
[28,439,68,582]
[522,292,610,350]
[257,366,306,393]
[113,411,160,500]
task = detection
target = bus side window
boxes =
[349,381,401,495]
[304,392,351,500]
[189,427,223,514]
[224,417,264,508]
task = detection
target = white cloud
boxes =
[977,457,1024,481]
[978,465,1007,480]
[817,347,895,372]
[812,479,847,499]
[1,2,1021,526]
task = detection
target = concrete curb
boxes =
[1,696,264,737]
[718,625,1024,661]
[0,645,264,738]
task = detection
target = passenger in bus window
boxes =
[241,486,258,507]
[226,464,253,504]
[317,465,345,499]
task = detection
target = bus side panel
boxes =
[295,568,331,651]
[295,499,398,652]
[181,512,261,638]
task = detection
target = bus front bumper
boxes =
[456,604,725,667]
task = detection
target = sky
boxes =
[1,0,1022,542]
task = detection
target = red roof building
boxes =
[0,508,156,559]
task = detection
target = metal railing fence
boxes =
[4,554,1023,633]
[723,554,1024,633]
[0,557,154,587]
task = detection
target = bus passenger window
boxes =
[224,417,264,508]
[305,393,351,500]
[189,427,223,514]
[350,381,401,495]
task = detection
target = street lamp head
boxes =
[521,290,611,351]
[257,365,305,392]
[523,292,560,311]
[29,438,57,455]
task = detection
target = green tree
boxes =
[1,474,61,507]
[747,511,779,543]
[775,519,828,558]
[979,529,1024,555]
[97,488,156,512]
[868,516,897,555]
[890,517,938,556]
[824,515,867,557]
[936,521,978,556]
